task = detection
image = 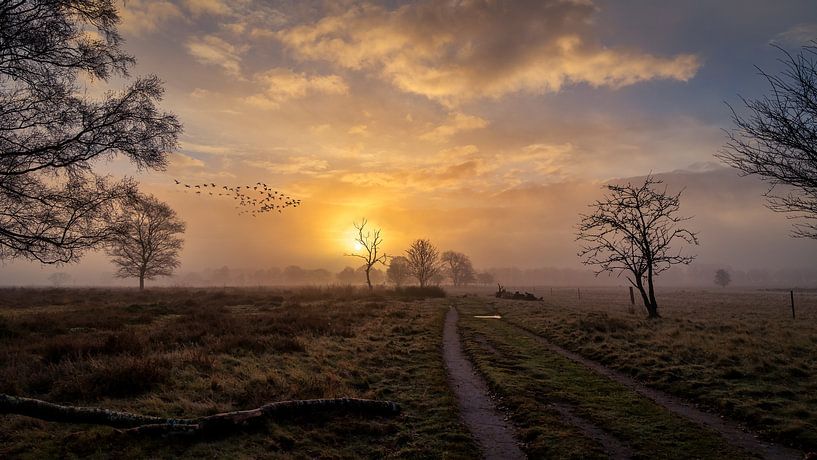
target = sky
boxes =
[5,0,817,285]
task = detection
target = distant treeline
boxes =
[159,264,817,288]
[487,264,817,288]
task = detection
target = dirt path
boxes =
[505,320,802,460]
[443,307,526,460]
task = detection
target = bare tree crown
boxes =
[0,0,182,263]
[345,218,388,289]
[405,239,441,287]
[107,193,185,289]
[717,42,817,238]
[577,176,698,317]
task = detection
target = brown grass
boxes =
[0,287,476,459]
[494,287,817,451]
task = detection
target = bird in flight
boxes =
[173,178,301,216]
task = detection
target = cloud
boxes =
[244,156,330,175]
[185,35,245,76]
[772,23,817,45]
[420,112,488,142]
[276,0,701,104]
[119,0,183,35]
[245,68,348,109]
[184,0,232,16]
[169,152,206,169]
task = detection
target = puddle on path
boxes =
[473,315,502,319]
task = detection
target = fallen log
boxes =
[0,393,401,434]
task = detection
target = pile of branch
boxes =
[0,393,400,435]
[495,284,543,301]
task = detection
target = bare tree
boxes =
[476,272,495,286]
[405,239,441,287]
[386,256,411,287]
[717,42,817,238]
[577,176,698,318]
[345,218,388,290]
[107,193,185,289]
[441,251,476,286]
[336,266,359,285]
[0,1,181,264]
[714,269,731,288]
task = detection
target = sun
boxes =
[353,241,363,252]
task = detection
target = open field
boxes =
[0,287,476,459]
[485,287,817,452]
[0,286,814,458]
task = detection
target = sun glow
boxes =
[353,241,363,252]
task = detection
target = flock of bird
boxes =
[174,179,301,216]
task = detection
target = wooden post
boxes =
[550,287,553,296]
[629,286,635,305]
[577,288,581,300]
[790,290,796,319]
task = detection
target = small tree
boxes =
[387,256,411,287]
[108,193,185,289]
[577,176,698,318]
[405,239,441,287]
[336,266,359,285]
[345,218,388,290]
[476,272,495,286]
[442,251,476,286]
[714,269,732,288]
[718,42,817,238]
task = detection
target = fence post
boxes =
[629,286,635,305]
[577,288,581,300]
[791,290,796,319]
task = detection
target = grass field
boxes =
[491,287,817,452]
[0,287,477,459]
[0,286,813,458]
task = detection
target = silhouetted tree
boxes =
[714,269,731,288]
[386,256,411,287]
[0,0,181,264]
[336,266,359,285]
[107,193,185,289]
[476,272,495,286]
[442,251,476,286]
[718,42,817,238]
[405,239,441,287]
[577,176,698,318]
[345,218,388,290]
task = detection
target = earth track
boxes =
[442,307,526,460]
[502,318,802,460]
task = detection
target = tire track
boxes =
[502,318,802,460]
[442,307,526,460]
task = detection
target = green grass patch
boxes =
[457,300,752,459]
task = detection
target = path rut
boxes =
[443,307,526,460]
[505,319,802,460]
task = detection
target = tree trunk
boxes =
[633,277,651,315]
[645,265,660,318]
[0,393,400,434]
[365,266,372,290]
[139,275,144,290]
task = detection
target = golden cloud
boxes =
[185,34,246,76]
[420,112,489,143]
[119,0,183,35]
[245,68,349,109]
[276,1,701,104]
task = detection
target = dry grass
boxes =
[0,287,475,459]
[493,287,817,451]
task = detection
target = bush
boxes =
[394,286,447,299]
